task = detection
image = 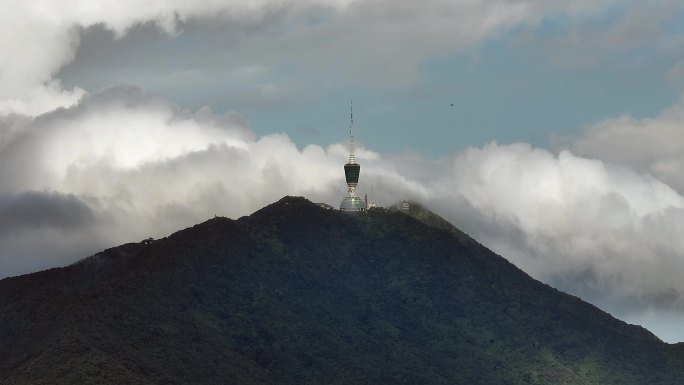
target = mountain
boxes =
[0,196,682,384]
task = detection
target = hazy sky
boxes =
[3,0,684,343]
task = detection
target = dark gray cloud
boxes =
[0,191,94,234]
[0,191,104,279]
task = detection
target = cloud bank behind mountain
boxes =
[5,0,684,343]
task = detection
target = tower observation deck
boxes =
[340,102,366,212]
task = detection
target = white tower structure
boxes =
[340,102,366,212]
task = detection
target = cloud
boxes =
[4,0,641,117]
[0,0,351,115]
[514,1,684,68]
[0,191,94,234]
[0,191,101,277]
[2,84,684,342]
[429,143,684,307]
[564,99,684,194]
[0,86,343,277]
[413,143,684,343]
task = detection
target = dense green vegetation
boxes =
[0,196,682,384]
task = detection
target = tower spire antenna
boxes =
[349,100,355,164]
[340,100,363,212]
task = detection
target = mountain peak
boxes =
[248,195,325,219]
[273,195,317,208]
[0,196,682,384]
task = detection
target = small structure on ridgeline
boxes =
[317,202,335,210]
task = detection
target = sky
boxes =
[3,0,684,343]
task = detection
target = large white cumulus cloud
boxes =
[3,85,684,341]
[437,144,684,343]
[548,98,684,343]
[436,144,684,305]
[0,86,345,276]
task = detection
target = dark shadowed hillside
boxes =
[0,196,682,384]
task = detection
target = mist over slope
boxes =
[0,196,682,384]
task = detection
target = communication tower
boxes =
[340,102,366,212]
